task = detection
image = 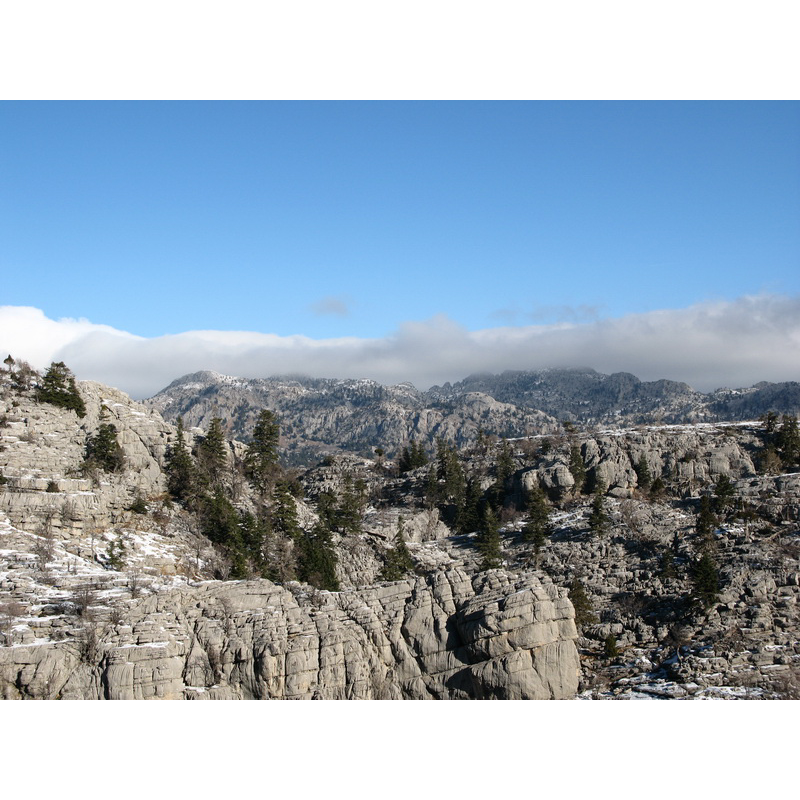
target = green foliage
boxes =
[691,551,720,609]
[568,579,597,629]
[649,476,666,498]
[398,440,428,474]
[245,410,280,493]
[695,494,716,543]
[380,516,415,581]
[195,417,228,488]
[775,414,800,469]
[271,480,302,540]
[477,506,502,570]
[165,417,202,507]
[522,485,552,554]
[455,477,483,535]
[36,362,86,418]
[85,423,125,473]
[127,494,148,514]
[106,535,127,571]
[334,476,364,535]
[712,474,736,515]
[604,634,620,659]
[436,438,466,507]
[487,438,515,511]
[568,445,586,493]
[297,522,339,591]
[634,455,651,491]
[588,484,611,535]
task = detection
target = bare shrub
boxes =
[71,584,97,618]
[128,568,142,598]
[33,520,56,572]
[0,600,26,646]
[78,620,99,664]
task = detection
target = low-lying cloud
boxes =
[1,295,798,400]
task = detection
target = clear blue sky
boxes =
[2,101,798,340]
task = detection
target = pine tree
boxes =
[380,517,415,581]
[696,494,716,543]
[85,423,124,473]
[271,480,302,540]
[691,551,719,609]
[522,485,552,557]
[297,522,340,591]
[456,478,483,534]
[477,506,502,570]
[36,361,86,417]
[776,414,800,469]
[588,483,611,535]
[196,417,228,489]
[569,444,586,493]
[245,409,280,494]
[634,455,651,491]
[568,579,597,629]
[165,417,201,507]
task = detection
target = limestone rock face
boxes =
[0,569,579,700]
[0,382,175,537]
[520,424,760,498]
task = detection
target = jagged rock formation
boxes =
[0,568,578,700]
[146,368,800,467]
[2,364,799,700]
[146,371,561,464]
[429,368,800,426]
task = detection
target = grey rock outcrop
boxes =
[1,382,175,538]
[0,568,579,700]
[146,371,561,464]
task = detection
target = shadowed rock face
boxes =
[0,569,579,700]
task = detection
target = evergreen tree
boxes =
[776,414,800,469]
[297,522,340,591]
[712,475,736,516]
[568,578,597,629]
[477,506,502,570]
[522,485,552,556]
[488,438,515,510]
[196,417,228,489]
[85,423,125,473]
[271,480,302,540]
[239,511,270,577]
[336,476,363,535]
[36,361,86,417]
[397,445,413,474]
[569,444,586,493]
[245,409,280,494]
[588,483,611,535]
[691,551,720,609]
[380,516,415,581]
[634,455,652,491]
[456,477,483,535]
[165,417,201,507]
[695,494,716,543]
[409,440,428,469]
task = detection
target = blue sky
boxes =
[1,101,799,396]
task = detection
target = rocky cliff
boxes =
[0,369,580,700]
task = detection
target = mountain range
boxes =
[146,367,800,464]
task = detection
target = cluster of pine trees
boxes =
[164,410,340,589]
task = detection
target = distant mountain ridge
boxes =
[146,368,800,465]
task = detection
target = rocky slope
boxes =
[0,371,580,700]
[146,368,800,467]
[145,371,562,464]
[2,362,799,700]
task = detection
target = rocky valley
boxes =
[1,358,799,700]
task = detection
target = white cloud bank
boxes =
[1,296,798,400]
